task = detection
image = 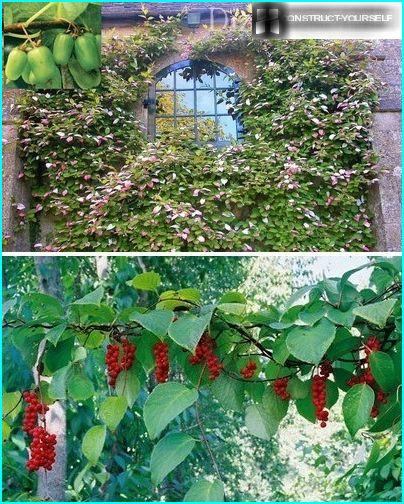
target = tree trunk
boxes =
[96,256,109,281]
[34,258,67,502]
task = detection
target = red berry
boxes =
[274,377,290,400]
[189,333,222,380]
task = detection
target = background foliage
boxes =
[2,256,401,502]
[10,9,379,251]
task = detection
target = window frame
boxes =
[148,59,243,147]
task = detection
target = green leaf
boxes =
[150,432,195,486]
[369,351,398,392]
[326,305,356,327]
[136,331,160,372]
[211,374,244,412]
[168,311,213,352]
[74,286,104,305]
[3,298,17,319]
[67,372,94,401]
[369,401,401,433]
[285,284,316,309]
[287,377,310,399]
[272,334,290,365]
[299,301,326,326]
[265,362,292,379]
[82,425,106,466]
[184,479,224,502]
[363,440,381,474]
[128,272,161,291]
[99,397,127,431]
[217,292,247,315]
[48,364,72,400]
[22,292,63,323]
[44,337,74,374]
[2,391,22,422]
[45,323,67,346]
[159,288,201,304]
[342,384,374,436]
[353,299,397,328]
[3,421,11,441]
[77,330,105,349]
[8,2,89,24]
[115,368,141,408]
[286,318,336,364]
[143,383,198,440]
[262,386,289,423]
[130,310,173,339]
[245,404,279,440]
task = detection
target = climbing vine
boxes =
[2,259,402,500]
[11,9,380,251]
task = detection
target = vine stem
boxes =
[195,365,224,487]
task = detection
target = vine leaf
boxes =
[368,401,401,433]
[150,432,195,486]
[369,351,397,392]
[82,424,106,466]
[45,322,67,346]
[73,286,104,305]
[245,404,278,440]
[168,311,213,352]
[342,384,374,436]
[48,364,72,400]
[353,299,397,328]
[127,272,161,291]
[286,318,336,364]
[115,368,141,407]
[183,478,225,502]
[143,383,198,440]
[67,372,94,401]
[2,391,22,422]
[130,310,174,339]
[99,397,127,431]
[211,374,244,412]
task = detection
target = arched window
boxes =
[148,60,243,147]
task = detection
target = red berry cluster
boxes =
[347,337,387,418]
[22,391,56,472]
[274,378,290,400]
[241,361,257,379]
[153,342,169,383]
[22,391,48,435]
[26,426,57,472]
[312,361,332,428]
[364,336,381,356]
[189,333,223,380]
[105,338,136,387]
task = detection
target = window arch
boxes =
[148,59,243,146]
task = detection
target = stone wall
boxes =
[368,40,402,252]
[2,39,402,252]
[2,90,31,252]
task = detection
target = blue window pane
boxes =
[176,90,195,115]
[176,67,194,89]
[216,116,237,142]
[216,71,235,88]
[156,70,175,90]
[196,90,215,115]
[216,89,236,114]
[153,60,242,145]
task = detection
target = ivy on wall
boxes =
[12,10,379,251]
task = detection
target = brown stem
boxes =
[4,20,75,33]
